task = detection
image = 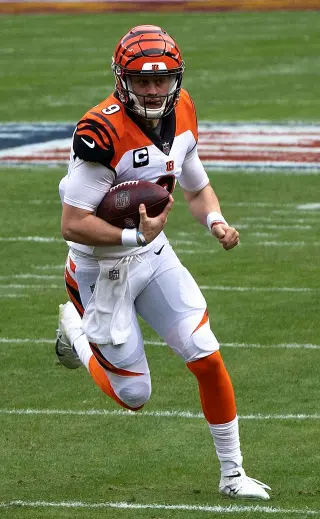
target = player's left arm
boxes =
[179,148,239,251]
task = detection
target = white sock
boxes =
[73,334,92,369]
[67,326,83,346]
[209,416,243,475]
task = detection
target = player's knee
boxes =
[184,322,220,363]
[118,380,151,409]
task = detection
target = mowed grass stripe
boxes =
[1,338,320,350]
[0,500,319,516]
[1,408,319,421]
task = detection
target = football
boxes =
[96,180,170,229]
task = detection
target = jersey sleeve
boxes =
[63,157,116,211]
[73,113,116,170]
[178,145,209,192]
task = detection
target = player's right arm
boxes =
[62,203,123,246]
[62,119,171,246]
[61,158,123,246]
[62,172,173,247]
[62,115,127,245]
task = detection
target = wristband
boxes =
[121,228,139,247]
[136,231,147,247]
[121,228,147,247]
[206,211,228,231]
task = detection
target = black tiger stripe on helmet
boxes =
[112,25,185,119]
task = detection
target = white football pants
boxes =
[65,239,220,406]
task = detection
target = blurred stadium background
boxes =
[0,3,319,518]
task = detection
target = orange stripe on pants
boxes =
[187,351,236,424]
[88,356,143,412]
[192,308,209,335]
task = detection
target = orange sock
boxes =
[187,351,236,424]
[88,356,143,411]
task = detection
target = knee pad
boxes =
[108,372,152,409]
[118,380,152,409]
[184,321,220,363]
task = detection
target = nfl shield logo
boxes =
[162,142,170,155]
[115,190,130,209]
[109,269,120,280]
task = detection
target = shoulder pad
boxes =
[73,115,118,169]
[175,89,198,142]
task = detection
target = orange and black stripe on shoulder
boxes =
[73,111,120,170]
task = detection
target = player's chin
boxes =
[145,102,162,109]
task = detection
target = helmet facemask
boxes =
[113,64,183,119]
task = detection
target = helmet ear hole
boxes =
[112,25,184,119]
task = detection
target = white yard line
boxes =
[145,341,320,351]
[272,209,320,215]
[251,233,274,237]
[31,264,65,270]
[234,224,312,230]
[2,236,320,247]
[199,286,317,293]
[297,203,320,210]
[219,342,320,350]
[0,294,26,298]
[0,281,317,293]
[176,249,213,254]
[223,202,319,212]
[2,199,315,213]
[0,338,53,344]
[0,236,62,243]
[0,500,319,515]
[258,241,320,246]
[1,338,319,350]
[0,408,319,421]
[0,284,61,289]
[0,201,305,209]
[242,217,318,223]
[0,275,62,280]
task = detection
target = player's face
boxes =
[130,75,172,110]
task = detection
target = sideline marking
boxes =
[1,122,320,171]
[0,499,319,515]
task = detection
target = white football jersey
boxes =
[62,88,209,258]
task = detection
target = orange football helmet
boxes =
[112,25,185,119]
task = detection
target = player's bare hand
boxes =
[139,195,174,244]
[211,223,240,250]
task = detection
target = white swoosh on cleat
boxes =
[81,137,95,148]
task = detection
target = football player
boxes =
[57,25,271,500]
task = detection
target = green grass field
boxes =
[0,11,320,519]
